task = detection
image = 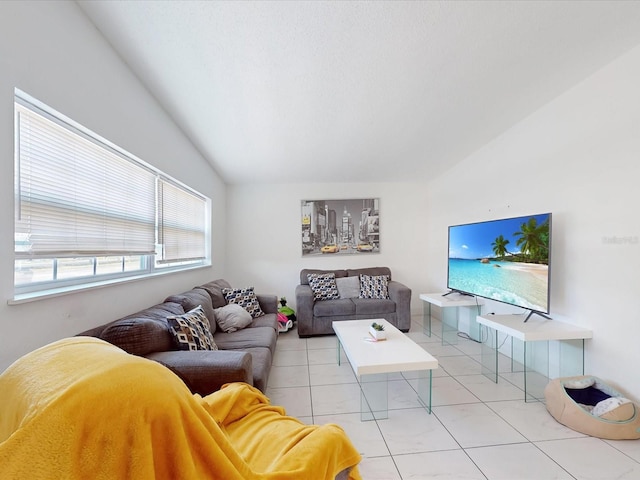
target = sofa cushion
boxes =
[214,326,277,353]
[313,298,356,317]
[307,273,340,301]
[165,288,217,333]
[359,274,390,299]
[214,303,253,333]
[97,302,184,356]
[352,298,396,315]
[167,305,218,351]
[199,279,233,308]
[223,286,265,318]
[249,312,279,331]
[336,276,360,299]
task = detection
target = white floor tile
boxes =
[306,335,337,350]
[437,355,482,376]
[422,342,468,357]
[536,437,640,479]
[486,400,586,442]
[272,329,640,480]
[394,449,486,480]
[466,442,574,479]
[356,456,401,480]
[605,438,640,463]
[404,330,439,344]
[433,403,527,448]
[387,378,424,410]
[268,364,309,387]
[314,412,390,457]
[309,362,357,386]
[497,371,525,390]
[307,346,346,365]
[311,383,362,415]
[272,348,308,366]
[266,386,312,418]
[375,408,459,455]
[456,373,524,402]
[429,375,481,406]
[276,331,307,350]
[453,338,483,355]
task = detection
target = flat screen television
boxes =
[447,213,552,322]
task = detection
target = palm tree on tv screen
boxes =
[514,217,549,264]
[491,235,510,259]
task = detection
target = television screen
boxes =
[447,213,552,316]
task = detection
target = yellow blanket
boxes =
[0,337,361,480]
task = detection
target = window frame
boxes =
[12,89,211,303]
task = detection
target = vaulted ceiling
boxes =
[77,1,640,185]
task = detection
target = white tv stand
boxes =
[476,314,593,402]
[420,293,484,344]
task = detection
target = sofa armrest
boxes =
[146,350,253,396]
[388,280,412,332]
[295,284,315,337]
[256,294,278,315]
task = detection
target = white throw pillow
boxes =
[214,303,253,333]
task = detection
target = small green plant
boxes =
[371,322,385,331]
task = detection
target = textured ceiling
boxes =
[77,1,640,185]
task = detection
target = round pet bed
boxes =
[544,375,640,440]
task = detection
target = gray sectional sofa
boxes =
[295,266,412,337]
[78,279,278,395]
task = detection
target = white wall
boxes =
[424,43,640,400]
[0,1,226,370]
[228,44,640,401]
[226,182,430,302]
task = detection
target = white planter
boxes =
[369,326,386,341]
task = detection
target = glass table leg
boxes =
[360,373,388,421]
[416,370,433,414]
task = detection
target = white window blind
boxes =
[157,177,207,263]
[15,100,157,258]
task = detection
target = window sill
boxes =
[9,263,210,305]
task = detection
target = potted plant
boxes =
[369,322,386,341]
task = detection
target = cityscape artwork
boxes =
[301,198,380,256]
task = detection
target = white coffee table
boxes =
[332,319,438,421]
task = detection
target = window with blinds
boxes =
[14,90,210,299]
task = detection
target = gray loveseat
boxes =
[295,267,411,337]
[78,279,278,395]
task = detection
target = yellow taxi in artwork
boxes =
[321,243,339,254]
[357,242,374,252]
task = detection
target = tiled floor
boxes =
[267,316,640,479]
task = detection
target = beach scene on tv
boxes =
[448,213,551,312]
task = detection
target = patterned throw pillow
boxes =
[222,286,264,318]
[307,273,340,301]
[359,274,390,299]
[167,305,218,351]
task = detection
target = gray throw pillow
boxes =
[335,276,360,299]
[214,303,253,333]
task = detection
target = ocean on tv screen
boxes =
[448,258,548,312]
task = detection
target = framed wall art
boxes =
[301,198,379,256]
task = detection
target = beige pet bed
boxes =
[544,376,640,440]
